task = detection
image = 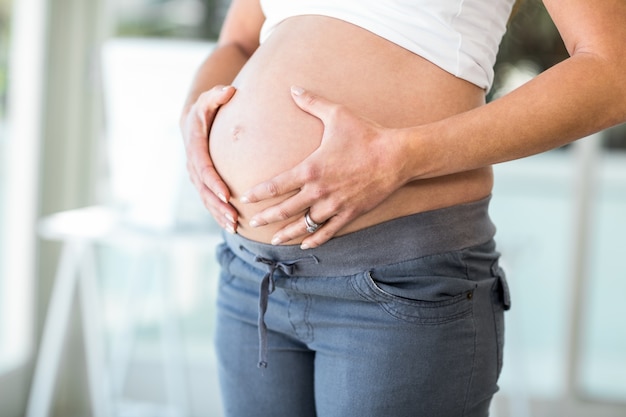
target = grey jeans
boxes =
[214,196,510,417]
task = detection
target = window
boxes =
[0,0,30,372]
[90,1,230,414]
[577,136,626,401]
[1,3,47,415]
[0,0,12,369]
[100,0,229,352]
[489,1,626,412]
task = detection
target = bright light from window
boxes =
[0,0,47,371]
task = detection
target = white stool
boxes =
[26,206,220,417]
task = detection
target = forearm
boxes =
[403,52,626,181]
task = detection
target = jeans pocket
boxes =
[491,265,510,376]
[351,252,477,324]
[491,263,511,311]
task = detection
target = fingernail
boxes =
[218,192,228,203]
[300,243,310,250]
[226,224,236,234]
[240,195,250,204]
[291,86,304,96]
[249,219,260,228]
[221,85,231,91]
[271,236,282,246]
[224,213,235,223]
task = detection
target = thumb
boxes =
[197,85,236,113]
[216,85,237,105]
[290,86,338,122]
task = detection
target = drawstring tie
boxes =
[242,246,318,368]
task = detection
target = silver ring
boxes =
[304,211,322,233]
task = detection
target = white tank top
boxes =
[259,0,516,90]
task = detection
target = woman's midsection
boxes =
[209,15,493,244]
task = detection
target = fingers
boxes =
[185,84,236,186]
[241,86,391,248]
[290,85,339,123]
[187,160,239,234]
[267,208,324,245]
[240,86,341,206]
[182,84,239,233]
[269,211,350,250]
[246,186,310,229]
[197,85,236,118]
[192,150,230,204]
[300,214,348,249]
[241,87,359,246]
[251,189,351,249]
[240,167,305,205]
[204,190,239,235]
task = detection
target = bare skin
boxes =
[181,0,626,249]
[207,15,491,244]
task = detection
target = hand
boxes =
[180,85,238,233]
[241,86,407,249]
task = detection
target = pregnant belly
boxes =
[209,16,491,243]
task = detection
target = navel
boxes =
[230,124,244,142]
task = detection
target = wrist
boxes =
[393,125,434,184]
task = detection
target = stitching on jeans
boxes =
[286,288,315,344]
[350,273,473,325]
[461,302,477,416]
[303,294,314,343]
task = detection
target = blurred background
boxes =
[0,0,625,416]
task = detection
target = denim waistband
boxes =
[224,195,496,275]
[222,196,496,368]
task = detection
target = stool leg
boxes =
[26,241,84,417]
[79,244,113,417]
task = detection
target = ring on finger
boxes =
[304,210,323,233]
